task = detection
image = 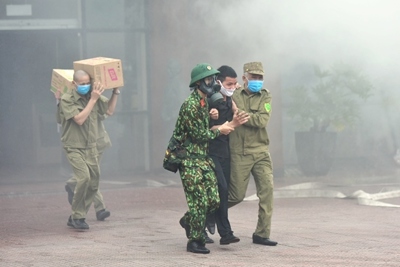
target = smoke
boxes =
[184,0,400,174]
[190,0,400,76]
[2,0,400,179]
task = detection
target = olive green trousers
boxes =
[66,151,106,213]
[228,151,274,238]
[64,147,100,220]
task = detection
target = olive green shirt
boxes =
[97,114,112,151]
[59,90,108,149]
[229,87,272,155]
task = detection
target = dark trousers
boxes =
[210,155,233,237]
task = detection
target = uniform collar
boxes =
[72,88,89,100]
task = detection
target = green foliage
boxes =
[287,63,373,132]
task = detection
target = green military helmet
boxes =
[189,63,220,87]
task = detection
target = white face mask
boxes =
[218,81,235,97]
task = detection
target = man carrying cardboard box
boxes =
[58,69,120,230]
[63,113,113,221]
[53,70,117,222]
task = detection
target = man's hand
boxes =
[218,121,234,135]
[232,100,238,114]
[209,108,219,120]
[91,82,105,100]
[229,110,250,128]
[54,90,61,100]
[112,88,120,95]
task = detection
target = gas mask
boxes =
[199,76,223,108]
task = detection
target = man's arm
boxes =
[54,91,62,124]
[73,99,98,125]
[210,110,249,130]
[183,103,232,141]
[73,82,104,125]
[241,93,271,129]
[106,88,120,116]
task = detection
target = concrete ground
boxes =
[1,166,400,267]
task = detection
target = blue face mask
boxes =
[247,79,263,93]
[76,84,91,95]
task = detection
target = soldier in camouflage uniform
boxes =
[175,63,234,254]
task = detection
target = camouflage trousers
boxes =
[179,164,220,244]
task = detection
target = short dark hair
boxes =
[217,65,237,82]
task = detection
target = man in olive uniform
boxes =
[174,63,234,254]
[228,62,278,246]
[64,114,113,221]
[58,70,119,230]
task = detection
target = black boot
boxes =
[96,209,111,221]
[220,232,240,245]
[204,230,214,244]
[205,214,216,235]
[187,241,210,254]
[252,234,278,246]
[179,216,190,239]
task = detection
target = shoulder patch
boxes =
[264,103,271,112]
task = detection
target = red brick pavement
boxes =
[0,170,400,266]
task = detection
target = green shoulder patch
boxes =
[264,103,271,112]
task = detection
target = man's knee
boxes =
[228,192,244,207]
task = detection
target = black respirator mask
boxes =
[199,76,223,108]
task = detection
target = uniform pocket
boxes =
[249,98,261,113]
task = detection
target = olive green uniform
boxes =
[228,86,274,239]
[66,114,111,213]
[59,90,108,220]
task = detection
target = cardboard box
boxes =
[73,57,124,90]
[50,69,74,95]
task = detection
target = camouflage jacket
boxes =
[172,89,219,167]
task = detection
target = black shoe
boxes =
[96,209,110,221]
[65,185,74,205]
[204,231,214,244]
[206,215,216,235]
[179,217,190,239]
[67,216,73,227]
[187,241,210,254]
[252,234,277,246]
[220,233,240,245]
[71,218,89,230]
[206,223,215,235]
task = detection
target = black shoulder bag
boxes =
[162,135,188,173]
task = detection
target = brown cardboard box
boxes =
[50,69,74,95]
[73,57,124,90]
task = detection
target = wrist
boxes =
[113,89,120,95]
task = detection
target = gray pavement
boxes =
[1,167,400,266]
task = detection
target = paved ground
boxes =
[1,167,400,266]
